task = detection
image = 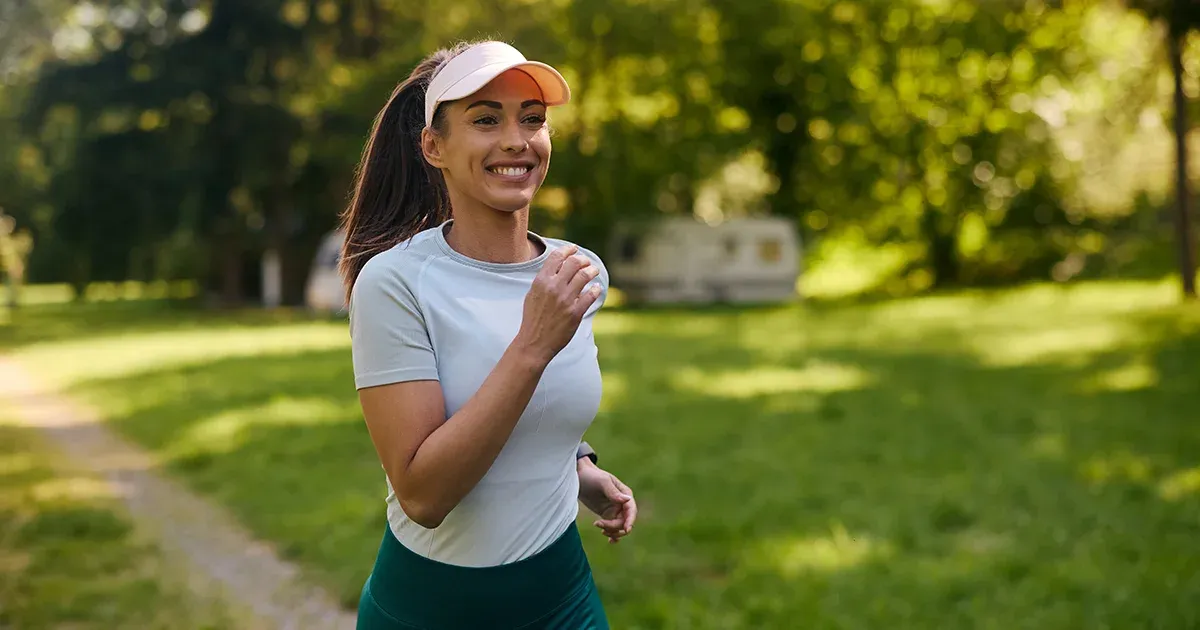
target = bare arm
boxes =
[357,245,601,528]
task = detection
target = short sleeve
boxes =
[348,255,439,389]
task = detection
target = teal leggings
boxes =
[357,522,610,629]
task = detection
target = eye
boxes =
[473,115,499,126]
[523,113,546,125]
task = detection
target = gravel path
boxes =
[0,357,359,630]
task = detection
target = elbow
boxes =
[399,497,448,530]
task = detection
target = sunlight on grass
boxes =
[172,398,352,458]
[2,281,198,308]
[1158,467,1200,501]
[1079,451,1157,485]
[1083,359,1159,392]
[13,323,349,388]
[0,451,35,476]
[30,476,117,502]
[670,361,872,399]
[970,322,1129,367]
[749,525,890,576]
[7,283,74,305]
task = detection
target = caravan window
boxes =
[723,236,738,260]
[758,238,782,263]
[618,234,641,262]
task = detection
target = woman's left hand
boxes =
[577,458,637,544]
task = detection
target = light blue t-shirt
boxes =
[348,220,607,567]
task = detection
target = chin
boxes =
[491,201,533,214]
[486,192,538,213]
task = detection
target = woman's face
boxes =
[423,69,552,214]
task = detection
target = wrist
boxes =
[506,336,552,373]
[509,332,554,368]
[576,441,597,466]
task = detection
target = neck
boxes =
[443,199,537,264]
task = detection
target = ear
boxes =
[421,127,446,169]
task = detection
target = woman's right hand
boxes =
[514,244,602,364]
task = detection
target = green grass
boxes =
[4,278,1200,628]
[0,417,231,629]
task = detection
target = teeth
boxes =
[492,166,529,176]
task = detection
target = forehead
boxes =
[466,69,545,104]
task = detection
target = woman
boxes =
[339,40,637,629]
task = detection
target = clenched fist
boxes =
[512,244,601,364]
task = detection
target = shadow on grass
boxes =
[47,301,1200,628]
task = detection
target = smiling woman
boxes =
[335,41,634,629]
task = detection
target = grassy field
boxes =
[0,415,231,629]
[3,279,1200,628]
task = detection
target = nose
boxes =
[500,119,527,153]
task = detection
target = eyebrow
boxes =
[464,99,546,111]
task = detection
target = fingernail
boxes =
[618,493,632,501]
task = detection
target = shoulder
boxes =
[542,237,608,283]
[541,237,609,316]
[351,229,444,305]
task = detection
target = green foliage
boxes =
[0,0,1192,299]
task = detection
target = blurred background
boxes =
[2,1,1200,629]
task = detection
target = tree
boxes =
[1128,0,1200,298]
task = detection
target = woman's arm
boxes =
[357,245,600,529]
[359,343,547,528]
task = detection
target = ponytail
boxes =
[337,42,475,301]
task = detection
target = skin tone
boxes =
[356,68,637,543]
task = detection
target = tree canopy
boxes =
[0,0,1194,302]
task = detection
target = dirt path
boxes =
[0,357,359,630]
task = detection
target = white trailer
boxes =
[607,216,802,305]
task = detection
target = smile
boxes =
[486,164,535,182]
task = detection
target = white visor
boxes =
[424,41,571,128]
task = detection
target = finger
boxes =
[622,497,637,533]
[556,253,591,282]
[566,262,600,297]
[604,527,628,543]
[611,479,637,532]
[539,244,576,277]
[601,522,629,537]
[572,284,603,318]
[606,479,632,504]
[594,517,623,530]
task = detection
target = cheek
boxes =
[532,132,552,166]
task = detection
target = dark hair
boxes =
[337,42,478,301]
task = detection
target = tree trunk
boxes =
[70,251,90,302]
[219,221,243,306]
[922,207,959,288]
[1170,27,1197,299]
